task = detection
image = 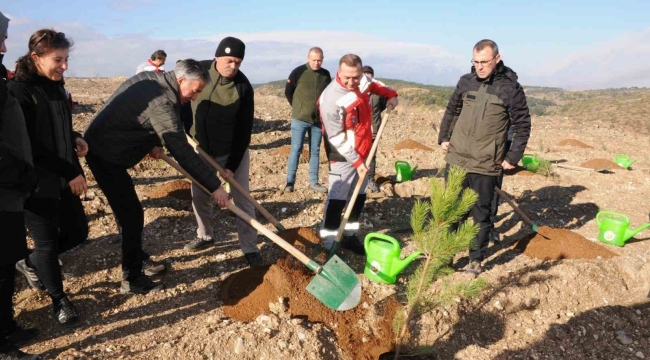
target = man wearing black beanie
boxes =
[186,37,262,267]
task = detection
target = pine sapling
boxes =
[393,166,487,358]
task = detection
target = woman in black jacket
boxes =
[8,29,87,326]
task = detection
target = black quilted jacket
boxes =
[84,71,221,192]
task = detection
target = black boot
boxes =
[52,297,79,326]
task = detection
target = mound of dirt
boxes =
[515,226,617,261]
[394,139,434,152]
[148,180,192,200]
[580,158,622,170]
[272,145,327,163]
[558,139,594,149]
[220,258,399,360]
[277,227,322,258]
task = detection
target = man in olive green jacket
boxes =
[438,39,531,275]
[284,47,331,193]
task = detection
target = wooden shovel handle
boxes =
[185,135,286,232]
[556,164,595,172]
[493,187,535,228]
[336,112,391,242]
[160,153,312,266]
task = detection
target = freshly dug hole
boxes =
[515,226,617,260]
[220,258,399,360]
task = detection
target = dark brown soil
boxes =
[558,139,594,149]
[580,158,623,170]
[220,258,399,360]
[515,226,617,260]
[148,179,192,200]
[277,227,322,258]
[394,139,434,152]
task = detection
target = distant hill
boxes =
[253,79,650,132]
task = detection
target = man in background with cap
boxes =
[185,37,262,267]
[362,66,389,193]
[283,47,331,194]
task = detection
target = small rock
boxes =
[636,352,645,359]
[526,328,533,335]
[281,208,287,213]
[234,337,244,354]
[616,331,634,345]
[493,301,504,311]
[362,302,369,309]
[636,310,642,315]
[566,312,575,317]
[524,298,540,309]
[298,333,305,340]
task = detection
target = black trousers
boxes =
[0,211,25,346]
[86,153,144,280]
[447,166,499,261]
[490,141,512,232]
[24,190,87,302]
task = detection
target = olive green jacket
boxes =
[438,61,531,176]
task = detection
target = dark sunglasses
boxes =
[33,31,66,46]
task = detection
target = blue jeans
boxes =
[286,119,322,185]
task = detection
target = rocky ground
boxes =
[13,78,650,359]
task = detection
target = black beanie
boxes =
[215,37,246,59]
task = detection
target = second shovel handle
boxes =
[335,112,391,242]
[161,154,312,266]
[186,135,285,232]
[493,186,535,227]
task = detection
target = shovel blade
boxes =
[306,255,361,311]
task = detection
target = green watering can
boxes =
[364,233,421,284]
[395,161,417,182]
[614,154,636,169]
[596,211,650,247]
[521,154,540,172]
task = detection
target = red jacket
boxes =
[319,74,397,167]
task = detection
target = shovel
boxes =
[494,186,548,239]
[185,135,287,232]
[160,153,361,311]
[328,112,391,259]
[556,164,608,173]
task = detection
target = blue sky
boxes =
[3,0,650,88]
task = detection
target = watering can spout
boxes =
[624,223,650,242]
[391,251,422,277]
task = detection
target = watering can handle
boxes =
[596,211,628,226]
[364,233,400,252]
[395,161,409,166]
